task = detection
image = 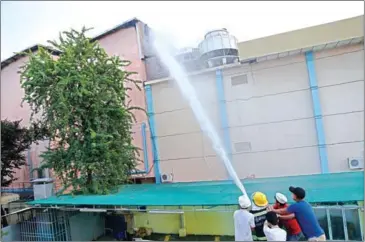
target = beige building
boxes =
[145,15,364,182]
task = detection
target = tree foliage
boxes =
[1,119,46,187]
[19,27,143,194]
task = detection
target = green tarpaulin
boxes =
[29,171,363,206]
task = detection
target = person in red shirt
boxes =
[273,193,304,241]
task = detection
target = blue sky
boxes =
[1,1,364,61]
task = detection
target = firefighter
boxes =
[250,191,269,241]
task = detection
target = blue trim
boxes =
[1,188,33,193]
[305,51,329,174]
[215,69,233,161]
[145,85,162,184]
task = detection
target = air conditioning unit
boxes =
[348,157,364,170]
[161,173,173,183]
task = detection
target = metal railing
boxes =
[313,206,364,241]
[1,182,34,193]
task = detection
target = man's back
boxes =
[287,201,324,239]
[250,207,268,239]
[234,209,255,241]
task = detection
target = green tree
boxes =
[20,27,142,194]
[1,119,46,187]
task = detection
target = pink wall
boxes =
[96,23,155,179]
[1,56,42,188]
[1,22,155,190]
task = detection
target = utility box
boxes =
[31,178,54,200]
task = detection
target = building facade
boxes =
[0,18,158,193]
[145,15,364,182]
[1,46,60,191]
[91,18,157,182]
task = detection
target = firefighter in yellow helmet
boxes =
[250,192,269,241]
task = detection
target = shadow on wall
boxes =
[1,224,21,242]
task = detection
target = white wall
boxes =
[224,55,320,178]
[151,72,228,182]
[315,44,364,172]
[150,43,364,182]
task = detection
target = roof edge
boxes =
[91,17,140,42]
[1,44,61,69]
[237,15,364,60]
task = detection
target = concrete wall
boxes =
[150,72,228,181]
[69,213,105,241]
[224,54,320,178]
[96,23,154,177]
[1,22,155,187]
[314,44,364,172]
[1,56,47,187]
[133,206,235,236]
[1,224,21,242]
[149,44,364,182]
[133,204,363,237]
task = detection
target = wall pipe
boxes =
[305,51,329,174]
[130,122,149,175]
[27,149,33,180]
[145,85,162,183]
[215,69,233,162]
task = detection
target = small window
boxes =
[231,74,248,86]
[234,142,252,152]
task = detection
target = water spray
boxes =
[152,35,248,197]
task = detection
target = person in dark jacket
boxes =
[250,191,269,241]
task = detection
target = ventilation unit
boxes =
[161,173,173,183]
[175,47,202,72]
[348,157,364,170]
[198,28,239,69]
[31,178,54,200]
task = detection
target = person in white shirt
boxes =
[234,195,255,241]
[263,211,287,241]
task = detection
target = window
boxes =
[313,206,363,241]
[345,209,362,241]
[313,209,330,239]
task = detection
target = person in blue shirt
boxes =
[269,186,326,241]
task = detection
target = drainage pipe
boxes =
[130,122,149,175]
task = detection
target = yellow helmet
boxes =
[251,192,268,207]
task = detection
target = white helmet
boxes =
[238,195,252,209]
[275,192,288,204]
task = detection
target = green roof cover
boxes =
[29,172,363,206]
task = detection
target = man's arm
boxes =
[271,207,288,215]
[270,203,296,215]
[249,215,255,231]
[278,214,295,220]
[263,221,271,238]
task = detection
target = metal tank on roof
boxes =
[198,28,239,68]
[175,47,202,72]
